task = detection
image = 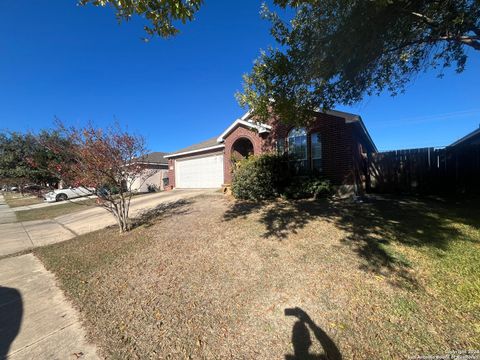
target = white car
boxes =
[44,186,95,202]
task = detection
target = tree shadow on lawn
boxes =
[131,199,193,229]
[224,195,477,286]
[223,200,317,239]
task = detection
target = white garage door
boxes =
[175,154,224,188]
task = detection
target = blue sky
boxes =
[0,0,479,152]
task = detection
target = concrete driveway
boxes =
[0,190,209,257]
[0,189,212,360]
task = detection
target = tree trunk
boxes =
[105,196,131,233]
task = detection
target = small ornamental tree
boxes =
[47,123,154,233]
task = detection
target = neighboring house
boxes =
[447,125,480,194]
[449,126,480,148]
[164,110,377,192]
[130,152,169,192]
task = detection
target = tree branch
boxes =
[410,11,436,26]
[387,33,480,54]
[439,35,480,50]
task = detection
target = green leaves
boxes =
[0,131,62,186]
[231,154,289,200]
[79,0,203,38]
[239,0,480,125]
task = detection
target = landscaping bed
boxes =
[35,194,480,359]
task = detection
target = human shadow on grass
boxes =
[223,195,476,286]
[0,287,23,360]
[131,199,193,229]
[284,307,342,360]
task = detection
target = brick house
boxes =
[164,109,377,192]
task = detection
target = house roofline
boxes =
[131,161,168,166]
[324,109,360,122]
[216,118,271,143]
[313,109,377,152]
[164,144,225,159]
[449,127,480,147]
[240,110,253,120]
[351,116,378,153]
[166,108,376,158]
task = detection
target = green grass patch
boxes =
[394,202,480,320]
[392,295,419,316]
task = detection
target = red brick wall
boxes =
[223,124,266,184]
[166,113,369,189]
[222,113,359,185]
[165,158,175,190]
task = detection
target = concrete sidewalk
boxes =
[0,223,33,256]
[0,195,17,224]
[0,190,209,257]
[0,189,212,359]
[0,254,99,359]
[12,195,97,212]
[0,195,32,256]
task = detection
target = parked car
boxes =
[43,186,95,202]
[97,184,119,198]
[23,184,44,192]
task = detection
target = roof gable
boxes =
[165,108,377,158]
[216,119,271,142]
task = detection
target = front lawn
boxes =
[16,198,97,222]
[35,194,480,359]
[3,192,43,207]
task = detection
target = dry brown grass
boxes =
[16,198,97,221]
[3,192,43,207]
[35,194,480,359]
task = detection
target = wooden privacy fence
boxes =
[368,144,480,195]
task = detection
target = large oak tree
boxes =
[237,0,480,125]
[81,1,479,125]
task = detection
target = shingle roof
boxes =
[167,137,220,156]
[137,152,169,165]
[164,108,377,158]
[450,127,480,147]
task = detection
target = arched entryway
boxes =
[231,137,254,161]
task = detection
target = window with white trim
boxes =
[288,128,307,173]
[311,132,322,172]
